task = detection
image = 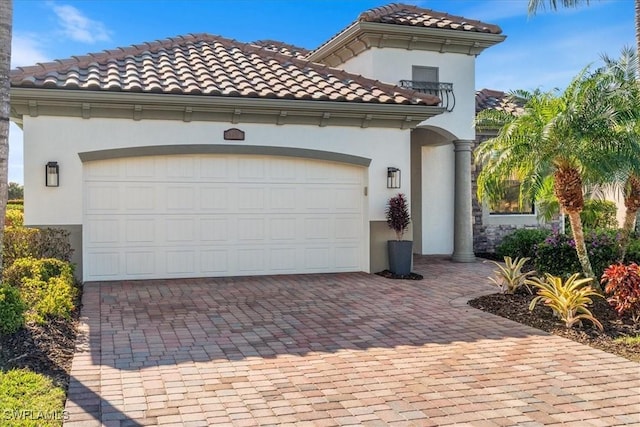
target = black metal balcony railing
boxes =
[399,80,455,112]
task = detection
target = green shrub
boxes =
[3,227,73,268]
[496,228,551,260]
[4,209,23,227]
[580,199,619,231]
[627,238,640,263]
[0,369,66,427]
[0,283,25,335]
[3,258,76,325]
[6,203,23,212]
[534,230,623,278]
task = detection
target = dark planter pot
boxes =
[388,240,413,275]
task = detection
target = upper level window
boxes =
[412,66,438,83]
[400,66,455,112]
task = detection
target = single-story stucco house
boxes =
[9,3,506,282]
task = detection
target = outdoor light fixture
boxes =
[45,162,59,187]
[387,167,401,189]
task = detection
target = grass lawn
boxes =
[0,369,66,426]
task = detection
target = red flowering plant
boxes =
[601,263,640,324]
[386,193,410,241]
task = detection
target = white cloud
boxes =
[51,4,111,43]
[11,34,50,68]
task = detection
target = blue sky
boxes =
[8,0,635,183]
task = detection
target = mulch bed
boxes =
[376,270,424,280]
[469,290,640,363]
[0,317,78,389]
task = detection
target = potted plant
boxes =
[386,193,412,275]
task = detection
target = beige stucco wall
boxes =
[23,115,417,275]
[339,47,477,141]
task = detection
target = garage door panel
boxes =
[200,218,229,241]
[237,188,265,210]
[199,187,230,211]
[269,218,296,241]
[200,249,229,273]
[86,184,121,211]
[87,219,120,244]
[237,218,265,241]
[125,218,155,243]
[269,187,297,210]
[200,157,229,179]
[84,155,366,280]
[335,217,362,239]
[86,252,120,277]
[335,247,361,269]
[125,157,156,179]
[166,218,196,242]
[238,158,266,180]
[269,247,298,271]
[125,251,155,276]
[305,247,330,269]
[166,186,196,211]
[165,157,196,179]
[166,250,196,274]
[124,185,156,211]
[237,249,265,272]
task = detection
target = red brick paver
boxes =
[64,257,640,426]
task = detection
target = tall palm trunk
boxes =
[566,210,598,288]
[0,0,12,272]
[621,174,640,260]
[636,0,640,58]
[554,166,598,286]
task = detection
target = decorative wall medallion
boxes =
[224,128,245,141]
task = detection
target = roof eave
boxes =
[10,87,445,130]
[307,21,506,67]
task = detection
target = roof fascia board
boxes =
[11,88,445,129]
[307,21,506,65]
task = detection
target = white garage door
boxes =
[83,154,367,281]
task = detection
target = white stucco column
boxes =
[452,140,476,262]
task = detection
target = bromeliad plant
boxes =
[486,256,535,294]
[526,273,603,330]
[601,263,640,324]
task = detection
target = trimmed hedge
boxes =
[496,228,551,260]
[5,209,23,227]
[3,227,73,268]
[4,258,77,324]
[0,283,25,335]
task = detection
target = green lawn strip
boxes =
[0,369,66,426]
[614,335,640,345]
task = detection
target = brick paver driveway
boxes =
[65,257,640,426]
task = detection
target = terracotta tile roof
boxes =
[10,34,440,106]
[359,3,502,34]
[475,89,524,115]
[251,40,310,58]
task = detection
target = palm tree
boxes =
[600,48,640,257]
[529,0,640,254]
[528,0,592,14]
[0,0,12,271]
[475,71,635,288]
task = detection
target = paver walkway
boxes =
[64,257,640,426]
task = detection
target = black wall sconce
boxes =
[45,162,59,187]
[387,167,401,189]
